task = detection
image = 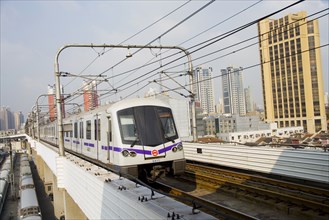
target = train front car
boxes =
[109,98,185,181]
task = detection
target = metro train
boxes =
[19,154,41,220]
[37,97,186,181]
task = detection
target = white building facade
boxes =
[193,66,215,115]
[221,66,246,116]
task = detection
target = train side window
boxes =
[80,121,84,139]
[86,120,91,140]
[108,116,112,142]
[63,123,73,138]
[74,122,78,138]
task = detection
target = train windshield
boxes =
[117,106,178,147]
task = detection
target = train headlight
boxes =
[172,146,178,152]
[129,151,137,157]
[122,150,129,157]
[177,143,183,151]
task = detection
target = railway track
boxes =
[186,163,329,212]
[156,162,329,219]
[154,179,258,220]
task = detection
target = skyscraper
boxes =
[221,66,246,115]
[258,11,327,133]
[48,85,56,122]
[0,107,14,130]
[193,66,215,114]
[83,80,99,112]
[14,111,24,130]
[48,85,65,121]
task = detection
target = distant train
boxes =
[19,154,41,220]
[36,98,185,181]
[0,155,13,214]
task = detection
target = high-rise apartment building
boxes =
[244,86,255,113]
[0,107,17,130]
[83,80,99,112]
[48,85,56,122]
[258,11,327,133]
[221,66,246,115]
[193,66,215,114]
[14,111,24,130]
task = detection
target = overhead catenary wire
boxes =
[61,0,216,105]
[57,0,318,111]
[97,0,215,76]
[59,8,328,117]
[159,43,329,96]
[94,0,310,102]
[122,42,328,101]
[101,0,307,86]
[98,12,328,102]
[40,40,328,122]
[102,0,265,84]
[179,0,264,46]
[159,9,329,74]
[49,7,326,114]
[59,0,292,105]
[60,0,192,95]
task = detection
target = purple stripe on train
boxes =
[101,142,182,155]
[84,142,95,147]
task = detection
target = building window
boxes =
[315,119,322,132]
[289,25,294,38]
[307,21,314,34]
[295,22,300,36]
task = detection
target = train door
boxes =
[94,114,100,160]
[141,106,178,160]
[107,115,113,163]
[73,121,79,152]
[79,119,84,154]
[63,123,73,150]
[134,106,166,160]
[158,107,179,158]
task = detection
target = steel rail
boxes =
[154,180,258,220]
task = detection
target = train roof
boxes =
[21,161,30,167]
[20,188,39,208]
[21,175,34,186]
[62,97,171,122]
[22,216,42,220]
[21,155,29,161]
[0,170,9,180]
[109,97,171,113]
[20,166,32,176]
[0,163,10,171]
[0,179,8,192]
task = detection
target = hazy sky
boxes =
[1,0,328,117]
